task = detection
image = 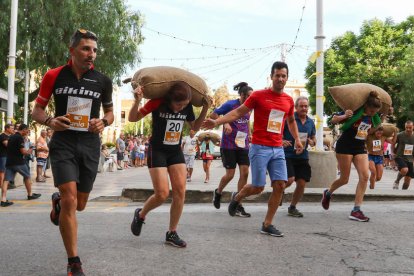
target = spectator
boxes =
[0,124,15,191]
[116,132,126,170]
[36,129,49,182]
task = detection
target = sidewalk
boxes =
[7,158,414,204]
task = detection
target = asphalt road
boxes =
[1,201,414,276]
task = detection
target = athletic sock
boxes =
[68,256,81,264]
[325,190,332,198]
[352,206,361,212]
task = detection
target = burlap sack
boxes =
[381,123,398,138]
[328,83,391,114]
[198,132,221,144]
[131,66,211,107]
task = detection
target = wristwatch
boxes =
[101,118,109,127]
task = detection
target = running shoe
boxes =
[212,189,221,209]
[131,208,145,236]
[393,182,399,190]
[165,231,187,248]
[235,204,251,218]
[349,210,370,222]
[67,262,85,276]
[288,207,303,217]
[50,192,61,226]
[0,200,14,207]
[260,223,284,237]
[321,189,331,210]
[27,193,41,200]
[402,183,410,190]
[228,193,239,217]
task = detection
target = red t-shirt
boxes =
[243,89,294,147]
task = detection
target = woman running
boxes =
[128,82,209,247]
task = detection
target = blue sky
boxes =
[122,0,414,95]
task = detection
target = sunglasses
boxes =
[76,29,97,40]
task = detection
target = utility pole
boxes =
[24,40,30,124]
[7,0,18,124]
[315,0,325,151]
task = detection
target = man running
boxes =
[211,82,252,217]
[203,61,303,236]
[392,121,414,190]
[32,29,113,275]
[283,96,316,218]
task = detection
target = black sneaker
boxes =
[50,192,61,226]
[260,223,284,237]
[1,200,14,207]
[165,231,187,248]
[27,193,41,200]
[213,189,221,209]
[235,204,251,218]
[131,208,145,236]
[67,262,85,276]
[288,207,304,217]
[228,197,239,217]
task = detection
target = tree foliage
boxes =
[0,0,144,119]
[305,16,414,127]
[211,84,230,111]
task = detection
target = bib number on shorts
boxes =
[267,109,285,134]
[235,131,247,148]
[163,120,184,145]
[66,96,92,131]
[404,144,413,156]
[355,122,371,140]
[372,140,382,152]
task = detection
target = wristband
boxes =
[101,118,109,127]
[44,116,52,126]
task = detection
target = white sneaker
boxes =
[393,182,399,190]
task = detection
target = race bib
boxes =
[163,120,184,145]
[404,144,413,156]
[66,96,92,131]
[355,122,371,140]
[372,140,382,152]
[235,131,247,148]
[267,109,285,134]
[298,132,308,146]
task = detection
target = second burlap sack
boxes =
[328,83,392,114]
[131,66,211,107]
[198,132,221,144]
[381,123,399,138]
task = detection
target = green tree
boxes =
[397,45,414,126]
[0,0,144,120]
[305,16,414,124]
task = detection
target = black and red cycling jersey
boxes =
[35,60,113,131]
[140,98,195,150]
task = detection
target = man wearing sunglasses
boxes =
[32,29,114,276]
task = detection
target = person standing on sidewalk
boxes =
[392,120,414,190]
[283,96,316,218]
[116,133,126,170]
[200,136,215,183]
[203,61,303,237]
[32,29,114,275]
[211,82,252,217]
[0,124,15,191]
[1,124,41,207]
[36,129,49,182]
[181,129,197,182]
[321,92,383,222]
[129,82,209,247]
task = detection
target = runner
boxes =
[366,126,396,189]
[321,91,383,222]
[283,96,316,218]
[181,129,197,182]
[32,29,114,275]
[203,61,303,237]
[129,82,209,247]
[392,120,414,190]
[210,82,252,217]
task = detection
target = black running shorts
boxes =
[147,146,185,168]
[395,157,414,178]
[49,131,100,193]
[220,148,250,169]
[286,158,312,182]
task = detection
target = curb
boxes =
[121,188,414,203]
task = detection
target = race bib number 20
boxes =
[163,120,184,145]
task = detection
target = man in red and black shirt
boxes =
[32,29,114,275]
